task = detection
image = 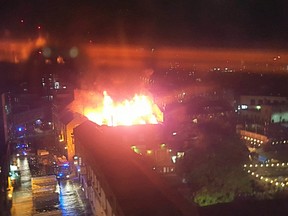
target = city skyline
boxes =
[2,1,288,215]
[1,0,288,48]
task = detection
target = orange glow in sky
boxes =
[83,91,163,126]
[0,37,46,63]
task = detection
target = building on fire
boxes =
[53,110,87,161]
[72,120,197,216]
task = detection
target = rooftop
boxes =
[74,121,197,216]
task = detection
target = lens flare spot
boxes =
[69,47,79,58]
[43,47,52,58]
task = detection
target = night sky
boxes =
[1,0,288,48]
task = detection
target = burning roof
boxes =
[68,89,163,127]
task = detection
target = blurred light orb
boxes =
[43,47,52,58]
[69,47,78,58]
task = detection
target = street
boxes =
[9,157,92,216]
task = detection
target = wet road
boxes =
[10,157,33,216]
[58,179,92,216]
[10,157,92,216]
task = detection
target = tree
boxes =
[177,120,253,206]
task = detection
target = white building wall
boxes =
[80,164,115,216]
[271,111,288,123]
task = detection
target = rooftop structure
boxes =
[73,120,197,216]
[53,109,87,161]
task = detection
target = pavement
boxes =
[0,191,12,216]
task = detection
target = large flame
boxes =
[83,91,163,126]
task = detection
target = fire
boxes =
[83,91,163,126]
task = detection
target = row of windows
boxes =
[250,99,287,106]
[87,166,110,213]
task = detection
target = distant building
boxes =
[239,124,288,156]
[53,110,87,161]
[99,124,175,174]
[41,71,73,101]
[239,129,269,148]
[0,93,12,207]
[73,121,196,216]
[237,95,288,123]
[164,95,233,128]
[12,107,49,127]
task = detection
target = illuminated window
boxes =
[172,156,177,163]
[241,105,248,110]
[177,152,185,158]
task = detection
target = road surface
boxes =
[10,157,92,216]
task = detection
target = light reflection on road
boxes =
[10,157,33,216]
[10,157,92,216]
[59,178,92,216]
[17,157,31,188]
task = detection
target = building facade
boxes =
[73,121,196,216]
[238,95,288,123]
[0,93,13,208]
[53,110,87,161]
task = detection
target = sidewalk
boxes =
[0,192,11,216]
